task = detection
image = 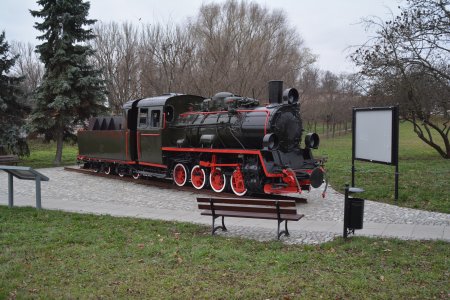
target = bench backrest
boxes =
[196,197,298,215]
[0,155,19,165]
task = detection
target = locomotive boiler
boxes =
[77,81,325,196]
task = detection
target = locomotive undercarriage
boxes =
[163,149,320,196]
[78,147,324,197]
[80,160,167,180]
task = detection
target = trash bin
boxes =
[343,184,365,238]
[348,197,364,229]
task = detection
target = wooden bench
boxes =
[0,155,19,166]
[197,197,304,240]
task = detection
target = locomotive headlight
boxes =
[282,88,299,104]
[305,133,320,149]
[263,133,279,150]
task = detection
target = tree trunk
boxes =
[406,118,450,159]
[54,127,64,166]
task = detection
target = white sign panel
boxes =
[354,109,393,163]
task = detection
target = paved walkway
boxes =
[1,167,449,244]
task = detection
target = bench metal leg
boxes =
[275,201,290,240]
[277,220,290,240]
[284,220,289,236]
[8,173,13,208]
[35,176,42,209]
[212,216,227,235]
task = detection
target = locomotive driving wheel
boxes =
[191,165,207,189]
[173,163,188,186]
[231,168,247,196]
[209,168,227,193]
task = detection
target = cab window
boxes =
[138,108,148,128]
[151,110,161,128]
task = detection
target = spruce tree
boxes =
[0,31,30,156]
[30,0,106,165]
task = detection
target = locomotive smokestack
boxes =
[268,80,283,104]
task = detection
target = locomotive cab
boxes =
[125,94,205,167]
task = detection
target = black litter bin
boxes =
[343,185,365,238]
[348,197,364,229]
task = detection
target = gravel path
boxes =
[1,167,448,244]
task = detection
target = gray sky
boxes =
[0,0,402,74]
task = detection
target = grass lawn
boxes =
[20,139,78,169]
[0,206,448,299]
[317,122,450,213]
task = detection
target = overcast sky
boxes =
[0,0,402,74]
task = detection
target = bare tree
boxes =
[10,41,43,107]
[90,22,140,114]
[351,0,450,158]
[300,69,362,136]
[90,0,316,112]
[188,0,315,98]
[139,23,196,96]
[299,67,321,132]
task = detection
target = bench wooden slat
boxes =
[196,197,297,207]
[198,204,299,215]
[197,197,303,239]
[0,155,19,165]
[201,210,304,221]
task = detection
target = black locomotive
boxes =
[77,81,325,196]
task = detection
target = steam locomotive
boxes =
[77,81,326,196]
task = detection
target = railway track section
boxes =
[64,167,307,203]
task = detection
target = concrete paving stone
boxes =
[411,225,445,240]
[382,223,415,238]
[296,220,341,232]
[441,226,450,241]
[358,222,387,236]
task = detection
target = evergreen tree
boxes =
[0,31,30,156]
[30,0,106,165]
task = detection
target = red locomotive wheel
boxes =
[209,168,227,193]
[231,169,247,196]
[191,165,206,189]
[132,172,140,180]
[173,163,188,186]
